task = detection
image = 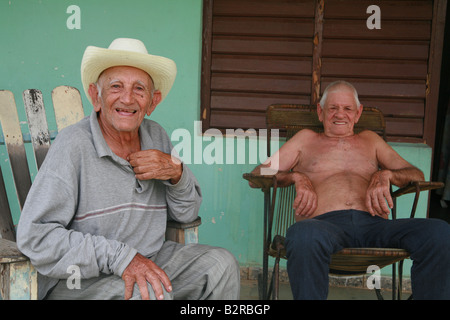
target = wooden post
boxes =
[311,0,324,105]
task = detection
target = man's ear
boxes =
[146,90,162,116]
[316,103,324,122]
[88,83,101,112]
[355,104,364,123]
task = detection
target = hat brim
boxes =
[81,46,177,105]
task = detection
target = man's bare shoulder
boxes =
[356,130,391,157]
[290,128,320,141]
[284,129,321,151]
[357,130,385,143]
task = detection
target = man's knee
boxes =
[422,219,450,250]
[286,220,330,250]
[197,247,240,299]
[204,247,240,276]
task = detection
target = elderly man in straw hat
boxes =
[17,38,240,300]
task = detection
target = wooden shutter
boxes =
[201,0,446,147]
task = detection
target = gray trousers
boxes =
[46,241,240,300]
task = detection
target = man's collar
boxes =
[90,110,113,158]
[89,110,155,158]
[138,120,154,151]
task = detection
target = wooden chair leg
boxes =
[0,239,37,300]
[392,262,397,300]
[375,288,384,300]
[273,253,281,300]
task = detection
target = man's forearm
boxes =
[250,165,310,187]
[384,166,424,188]
[275,171,311,188]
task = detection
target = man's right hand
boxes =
[275,171,318,217]
[292,172,318,217]
[122,253,172,300]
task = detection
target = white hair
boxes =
[319,81,361,108]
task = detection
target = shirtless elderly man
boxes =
[252,81,450,300]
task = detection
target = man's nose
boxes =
[120,87,135,105]
[334,108,345,118]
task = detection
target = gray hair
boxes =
[319,81,361,108]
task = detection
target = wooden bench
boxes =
[0,86,200,299]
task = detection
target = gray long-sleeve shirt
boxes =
[16,110,202,299]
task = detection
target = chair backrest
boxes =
[0,86,84,240]
[265,104,386,238]
[267,104,386,146]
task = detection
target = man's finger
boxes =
[293,193,304,214]
[384,190,394,210]
[123,276,135,300]
[366,193,377,216]
[376,192,389,214]
[305,195,318,217]
[301,193,314,217]
[137,276,151,300]
[144,277,164,300]
[371,193,384,216]
[157,271,173,293]
[146,269,172,299]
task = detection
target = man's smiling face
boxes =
[317,86,363,138]
[89,66,161,135]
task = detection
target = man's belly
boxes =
[296,171,370,221]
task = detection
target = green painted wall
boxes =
[0,0,432,278]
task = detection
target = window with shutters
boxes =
[200,0,447,148]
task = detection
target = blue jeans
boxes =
[284,210,450,300]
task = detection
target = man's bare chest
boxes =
[296,137,378,175]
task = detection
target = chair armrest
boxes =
[166,216,202,230]
[242,173,276,191]
[165,217,202,244]
[390,181,444,219]
[0,238,29,264]
[391,181,444,198]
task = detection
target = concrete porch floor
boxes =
[240,279,396,300]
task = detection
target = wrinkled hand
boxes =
[365,170,394,218]
[290,172,318,218]
[122,253,172,300]
[128,149,182,184]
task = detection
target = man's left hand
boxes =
[122,253,172,300]
[366,170,394,218]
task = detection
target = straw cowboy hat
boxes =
[81,38,177,104]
